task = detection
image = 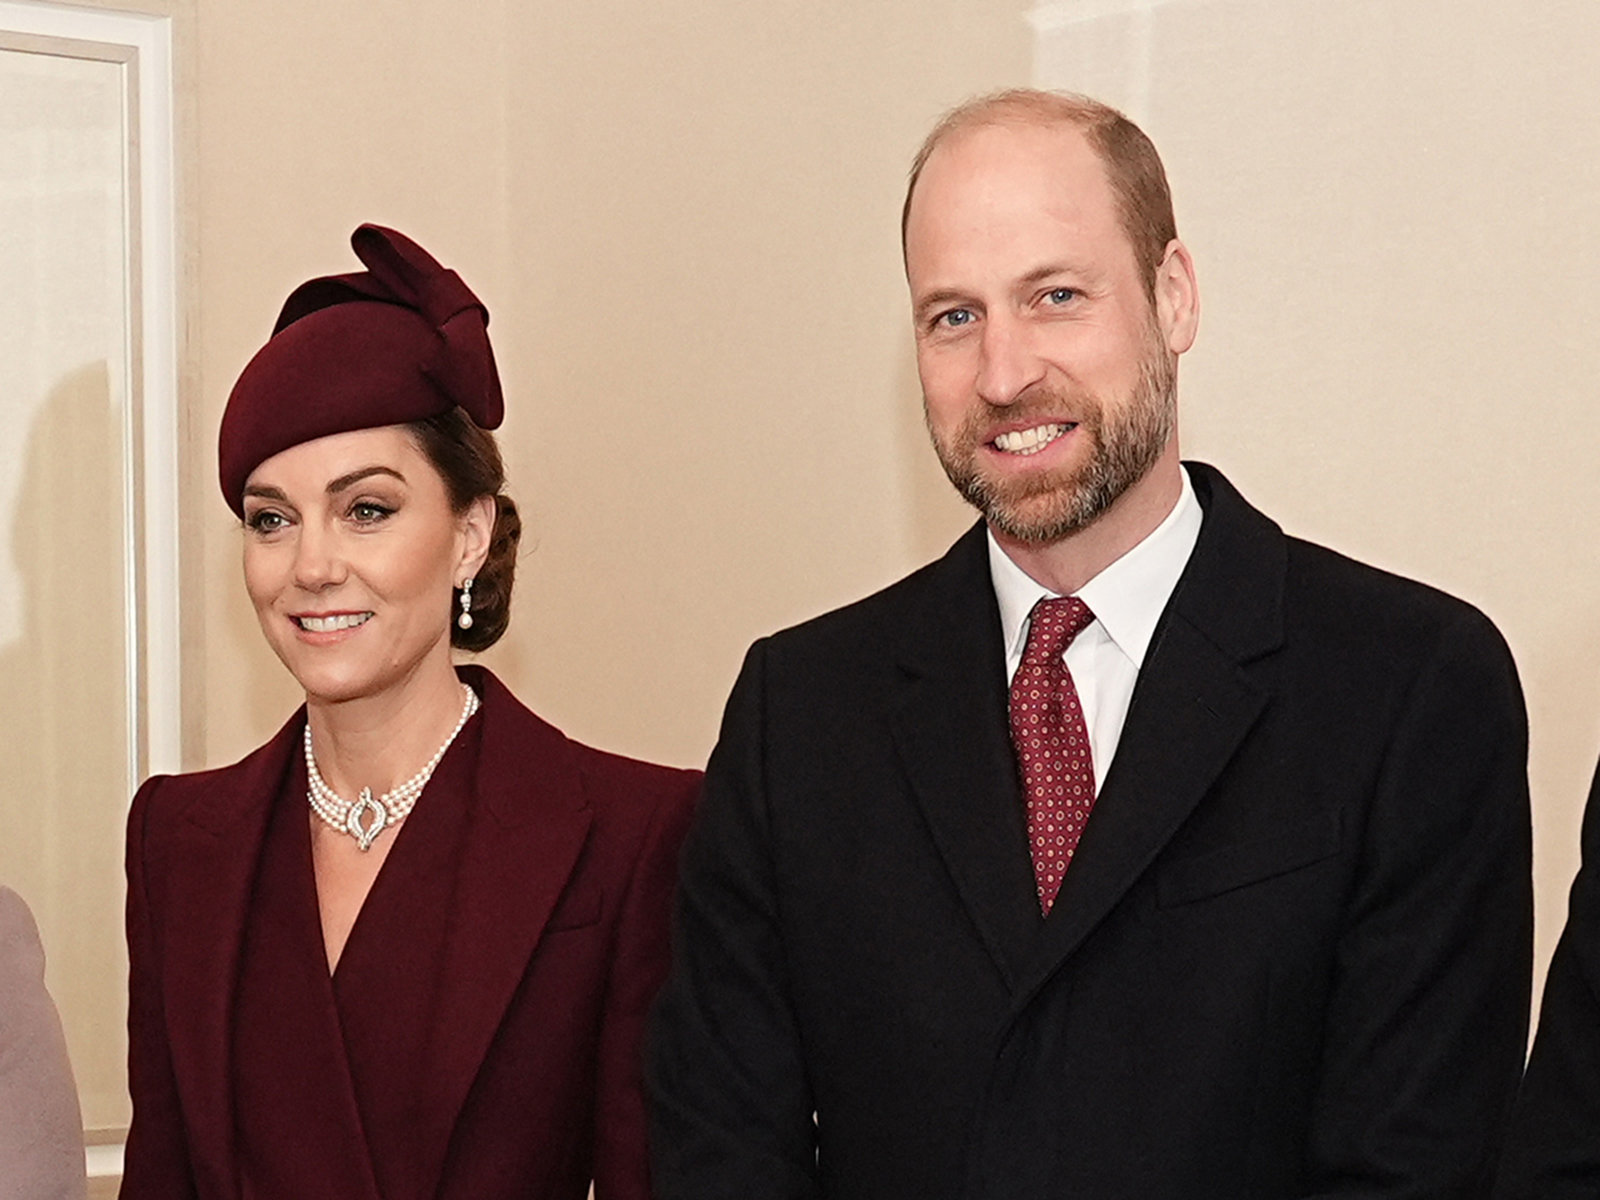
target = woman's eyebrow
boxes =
[327,466,406,494]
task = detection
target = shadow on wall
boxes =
[0,357,131,1129]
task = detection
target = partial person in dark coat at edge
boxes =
[121,225,698,1200]
[648,89,1532,1199]
[1496,758,1600,1197]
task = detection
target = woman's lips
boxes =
[293,612,373,632]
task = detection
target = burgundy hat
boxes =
[218,223,504,516]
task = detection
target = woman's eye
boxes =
[349,501,395,524]
[246,510,286,533]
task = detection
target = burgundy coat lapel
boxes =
[156,713,302,1200]
[234,776,383,1200]
[410,667,594,1195]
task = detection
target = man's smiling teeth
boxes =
[296,613,372,632]
[992,423,1073,455]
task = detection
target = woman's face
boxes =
[240,425,492,706]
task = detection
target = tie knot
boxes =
[1022,595,1095,664]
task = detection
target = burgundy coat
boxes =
[122,666,699,1200]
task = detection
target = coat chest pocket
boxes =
[545,885,604,932]
[1156,809,1343,907]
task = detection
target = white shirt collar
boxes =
[989,464,1203,669]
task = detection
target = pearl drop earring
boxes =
[457,578,474,630]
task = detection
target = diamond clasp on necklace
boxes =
[305,683,481,851]
[345,789,388,852]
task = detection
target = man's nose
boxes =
[974,315,1046,407]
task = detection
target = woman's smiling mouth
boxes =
[294,612,373,632]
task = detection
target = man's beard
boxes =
[926,335,1177,546]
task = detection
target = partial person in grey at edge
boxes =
[0,884,87,1200]
[648,88,1532,1199]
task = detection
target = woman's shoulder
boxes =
[513,714,702,811]
[130,712,304,828]
[567,740,702,827]
[562,732,701,792]
[471,666,701,817]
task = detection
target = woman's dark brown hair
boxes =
[408,407,521,652]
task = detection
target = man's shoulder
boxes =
[758,521,989,662]
[1285,532,1480,610]
[1280,532,1508,658]
[1185,461,1509,660]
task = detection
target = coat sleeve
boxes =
[592,768,700,1200]
[1301,607,1532,1198]
[1492,757,1600,1198]
[120,777,200,1200]
[648,642,824,1200]
[0,886,86,1200]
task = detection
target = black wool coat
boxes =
[1496,756,1600,1198]
[650,463,1532,1200]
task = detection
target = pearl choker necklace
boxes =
[305,683,481,851]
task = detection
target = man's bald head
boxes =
[903,89,1177,302]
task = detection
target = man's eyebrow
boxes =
[913,288,974,317]
[1019,262,1093,287]
[327,466,407,494]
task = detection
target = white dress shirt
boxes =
[989,465,1203,791]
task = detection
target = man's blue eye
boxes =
[941,309,974,328]
[1046,288,1076,304]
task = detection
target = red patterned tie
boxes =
[1009,596,1097,915]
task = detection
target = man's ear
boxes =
[1154,238,1199,355]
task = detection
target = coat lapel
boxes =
[890,524,1041,988]
[1009,463,1289,1013]
[413,666,594,1193]
[159,713,302,1200]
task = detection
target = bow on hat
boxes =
[217,224,504,516]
